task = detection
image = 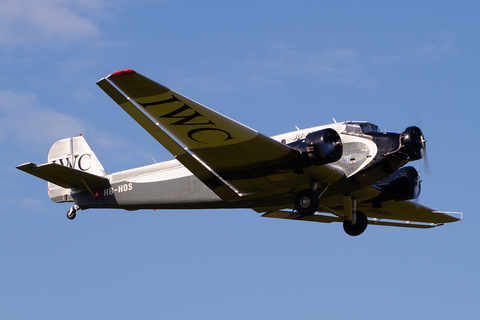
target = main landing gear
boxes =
[294,189,319,215]
[294,180,324,216]
[293,185,368,236]
[343,211,368,236]
[67,205,79,220]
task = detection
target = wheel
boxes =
[343,211,368,236]
[294,189,319,216]
[67,207,76,220]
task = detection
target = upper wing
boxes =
[99,70,343,195]
[104,70,300,175]
[96,76,239,200]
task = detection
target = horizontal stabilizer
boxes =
[17,162,108,189]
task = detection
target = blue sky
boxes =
[1,0,479,318]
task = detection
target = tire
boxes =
[343,211,368,236]
[67,209,76,220]
[294,189,319,216]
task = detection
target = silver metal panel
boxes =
[333,141,371,177]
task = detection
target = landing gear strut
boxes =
[67,205,78,220]
[341,196,368,236]
[293,185,369,236]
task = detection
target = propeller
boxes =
[413,168,422,203]
[402,126,429,204]
[414,113,431,175]
[420,139,431,175]
[414,132,429,205]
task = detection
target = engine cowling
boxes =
[402,126,425,160]
[370,166,421,206]
[304,129,343,166]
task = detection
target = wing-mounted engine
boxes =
[369,166,421,207]
[288,128,343,167]
[305,129,343,165]
[284,128,343,217]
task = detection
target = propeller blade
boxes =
[421,147,431,175]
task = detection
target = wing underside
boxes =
[260,200,460,229]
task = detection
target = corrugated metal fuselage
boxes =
[72,125,405,211]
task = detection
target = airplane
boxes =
[17,69,461,236]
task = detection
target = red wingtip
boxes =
[108,69,136,78]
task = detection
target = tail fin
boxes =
[48,135,106,176]
[47,135,107,202]
[17,135,108,203]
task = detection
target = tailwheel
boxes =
[294,189,319,216]
[67,206,77,220]
[343,211,368,236]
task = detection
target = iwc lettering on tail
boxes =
[139,96,234,144]
[52,154,92,171]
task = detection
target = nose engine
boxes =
[402,126,426,160]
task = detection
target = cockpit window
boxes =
[344,122,380,135]
[346,124,362,135]
[360,123,380,134]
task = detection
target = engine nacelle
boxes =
[402,126,425,160]
[370,166,421,206]
[304,129,343,166]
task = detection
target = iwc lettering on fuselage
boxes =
[293,132,307,141]
[139,96,234,144]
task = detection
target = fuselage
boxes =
[72,121,410,211]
